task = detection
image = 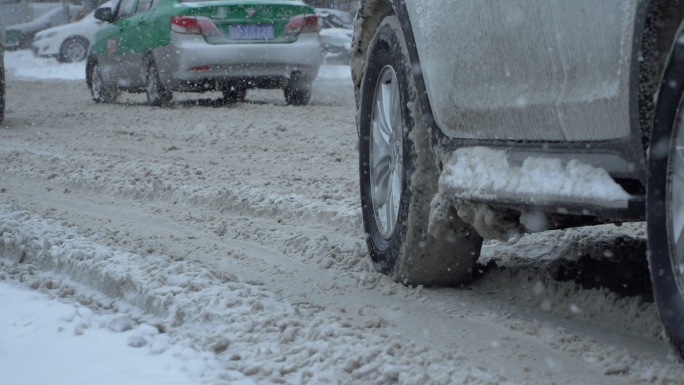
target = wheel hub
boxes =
[66,42,85,62]
[370,65,403,238]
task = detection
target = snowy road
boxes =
[1,52,683,384]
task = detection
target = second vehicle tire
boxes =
[59,37,88,63]
[146,60,172,107]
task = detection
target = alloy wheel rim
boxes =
[369,65,403,239]
[66,42,85,62]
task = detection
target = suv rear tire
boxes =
[358,15,482,286]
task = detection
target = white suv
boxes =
[352,0,684,359]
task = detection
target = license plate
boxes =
[228,24,274,40]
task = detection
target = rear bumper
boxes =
[156,32,322,91]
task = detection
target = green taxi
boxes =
[86,0,322,106]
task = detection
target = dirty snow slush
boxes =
[1,59,684,384]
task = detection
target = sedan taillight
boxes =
[171,16,220,36]
[285,14,319,35]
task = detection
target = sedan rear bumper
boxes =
[155,32,322,91]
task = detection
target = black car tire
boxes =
[146,60,172,107]
[284,74,312,106]
[88,61,117,103]
[647,27,684,359]
[17,35,32,50]
[59,37,88,63]
[222,85,247,104]
[358,15,482,286]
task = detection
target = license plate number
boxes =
[228,24,274,40]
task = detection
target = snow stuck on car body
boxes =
[438,147,631,206]
[431,147,633,239]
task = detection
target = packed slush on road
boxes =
[4,0,684,384]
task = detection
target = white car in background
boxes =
[31,1,111,63]
[316,8,353,64]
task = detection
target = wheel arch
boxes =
[352,0,435,133]
[638,0,684,151]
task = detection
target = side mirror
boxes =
[94,7,114,22]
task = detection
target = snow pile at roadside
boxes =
[0,205,521,385]
[4,203,683,384]
[0,281,224,385]
[5,50,85,80]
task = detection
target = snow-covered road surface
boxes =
[1,51,683,384]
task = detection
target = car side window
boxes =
[53,10,69,25]
[135,0,152,14]
[116,0,137,19]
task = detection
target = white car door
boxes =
[405,0,636,142]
